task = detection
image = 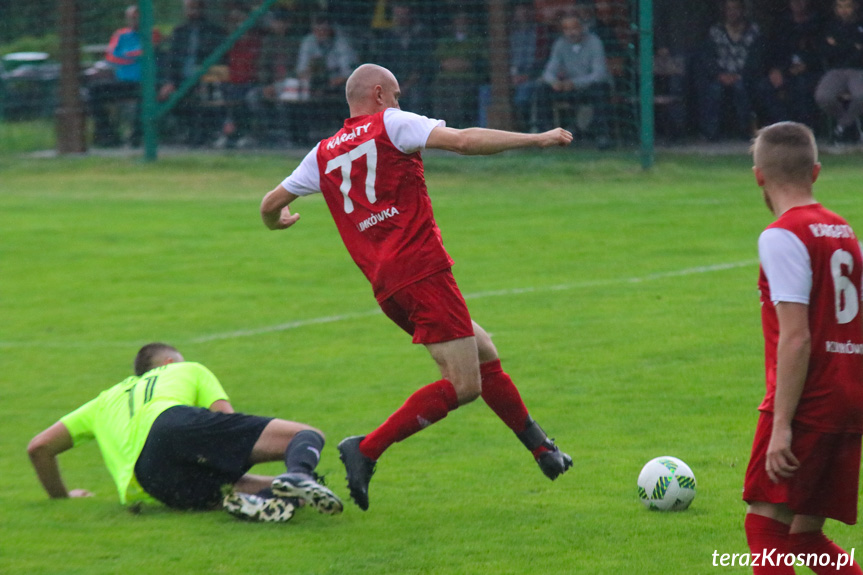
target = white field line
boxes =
[461,260,757,300]
[190,310,383,343]
[0,260,757,348]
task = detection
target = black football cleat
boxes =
[535,438,573,481]
[516,417,572,480]
[338,435,376,511]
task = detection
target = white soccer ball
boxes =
[637,456,697,511]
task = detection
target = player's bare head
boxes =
[751,121,818,186]
[134,343,183,376]
[345,64,399,113]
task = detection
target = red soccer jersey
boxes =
[283,109,453,301]
[758,203,863,433]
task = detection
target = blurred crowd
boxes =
[83,0,863,149]
[656,0,863,144]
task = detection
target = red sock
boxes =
[480,359,529,434]
[359,379,459,461]
[745,513,794,574]
[530,443,551,459]
[788,531,862,574]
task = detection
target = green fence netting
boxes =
[0,0,652,163]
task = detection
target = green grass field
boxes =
[1,150,860,574]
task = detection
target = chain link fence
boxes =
[0,0,650,161]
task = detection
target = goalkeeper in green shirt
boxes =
[27,343,342,522]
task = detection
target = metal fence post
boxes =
[638,0,655,170]
[139,0,158,161]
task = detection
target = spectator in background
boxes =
[216,3,263,149]
[246,8,301,145]
[534,0,574,25]
[371,2,435,115]
[653,46,687,141]
[159,0,227,146]
[815,0,863,143]
[694,0,762,141]
[296,13,357,139]
[538,12,612,149]
[756,0,822,129]
[592,0,629,77]
[433,11,487,128]
[89,5,155,147]
[652,0,696,141]
[296,14,356,100]
[509,2,543,131]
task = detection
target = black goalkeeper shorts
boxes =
[134,405,273,510]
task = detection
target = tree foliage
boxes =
[0,0,183,48]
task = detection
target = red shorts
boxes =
[379,269,474,345]
[743,411,862,525]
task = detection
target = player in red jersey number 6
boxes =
[261,63,573,511]
[743,122,863,574]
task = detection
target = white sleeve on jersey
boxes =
[759,227,812,305]
[383,108,446,154]
[280,144,322,197]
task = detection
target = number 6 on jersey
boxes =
[831,248,859,325]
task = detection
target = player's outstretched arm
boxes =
[425,126,572,156]
[261,185,301,230]
[27,421,90,498]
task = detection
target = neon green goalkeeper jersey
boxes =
[60,362,229,504]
